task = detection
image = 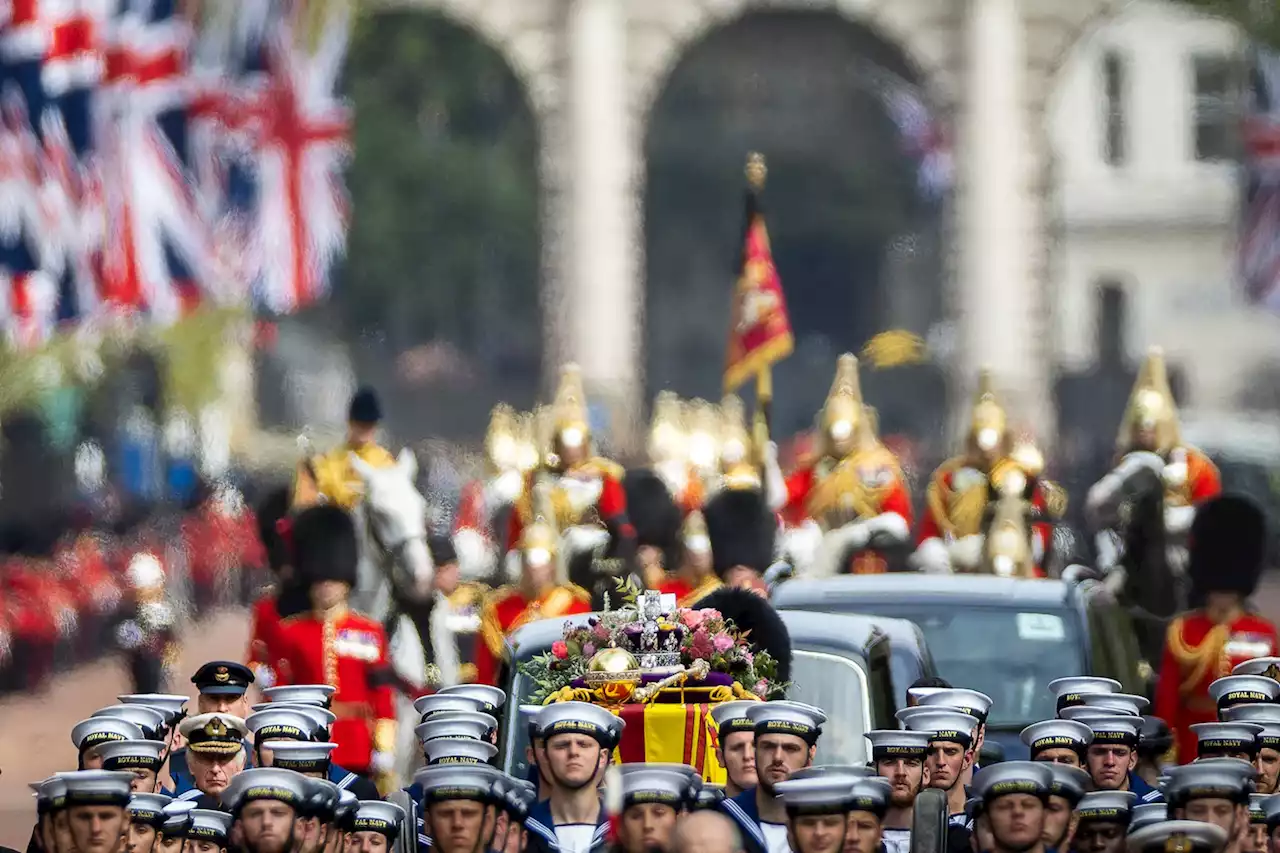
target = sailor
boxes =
[1135,717,1174,788]
[522,702,619,853]
[184,810,232,853]
[94,741,167,794]
[117,694,189,760]
[292,386,396,511]
[414,693,488,722]
[1223,703,1280,793]
[968,762,1056,853]
[173,714,250,807]
[437,684,507,738]
[1164,759,1256,853]
[347,801,407,853]
[1260,791,1280,853]
[1043,765,1089,853]
[28,776,69,853]
[414,712,499,751]
[1245,793,1268,853]
[1079,716,1162,803]
[58,770,134,853]
[912,688,992,785]
[244,707,380,800]
[782,356,912,577]
[155,802,196,853]
[773,775,890,853]
[1209,676,1280,718]
[895,707,979,827]
[613,766,698,853]
[167,662,256,792]
[1021,720,1093,768]
[274,504,397,789]
[72,718,146,771]
[1076,694,1150,717]
[1190,723,1264,762]
[1154,496,1279,763]
[335,790,359,839]
[1048,677,1122,715]
[491,776,538,853]
[295,777,343,851]
[709,702,760,799]
[718,701,827,853]
[1127,821,1229,853]
[864,730,932,853]
[91,706,167,742]
[414,761,503,853]
[125,792,171,853]
[400,715,502,850]
[1073,791,1136,853]
[1127,803,1166,836]
[220,767,310,853]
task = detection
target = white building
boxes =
[1049,0,1280,410]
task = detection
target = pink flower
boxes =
[754,679,769,696]
[583,643,597,657]
[743,651,754,665]
[701,609,722,623]
[680,609,705,630]
[689,628,714,659]
[713,633,735,653]
[552,641,569,660]
[592,622,611,640]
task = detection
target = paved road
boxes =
[0,609,250,846]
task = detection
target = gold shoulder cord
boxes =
[1166,616,1231,696]
[926,469,958,538]
[479,589,509,657]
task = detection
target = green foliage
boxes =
[337,11,541,356]
[1178,0,1280,48]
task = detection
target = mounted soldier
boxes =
[453,404,535,585]
[292,387,397,512]
[781,354,912,576]
[646,392,709,516]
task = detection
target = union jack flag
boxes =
[1242,46,1280,310]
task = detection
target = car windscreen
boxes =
[817,603,1085,728]
[501,647,872,775]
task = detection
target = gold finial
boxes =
[746,153,767,191]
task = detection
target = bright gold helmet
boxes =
[718,395,760,490]
[821,354,863,453]
[1118,347,1180,454]
[685,399,721,474]
[968,369,1009,455]
[648,391,686,466]
[485,404,519,473]
[551,363,591,453]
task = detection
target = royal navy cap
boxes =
[350,801,406,839]
[915,689,994,724]
[72,717,145,752]
[1250,793,1268,824]
[191,661,255,696]
[160,801,197,836]
[261,685,336,708]
[865,730,933,761]
[1044,764,1090,807]
[1078,693,1149,716]
[92,704,167,740]
[336,790,359,827]
[896,708,979,747]
[32,777,67,814]
[1225,705,1280,750]
[1191,722,1264,756]
[127,793,172,828]
[1057,707,1116,723]
[492,777,537,818]
[187,810,233,845]
[221,768,309,813]
[415,712,500,745]
[625,763,702,804]
[438,684,506,715]
[95,740,166,773]
[790,765,876,782]
[709,701,757,737]
[906,687,951,705]
[246,708,316,744]
[1125,820,1228,853]
[747,701,827,742]
[1164,758,1256,806]
[414,693,486,721]
[774,774,875,815]
[964,797,983,821]
[118,694,188,726]
[178,714,249,756]
[1233,657,1280,680]
[265,741,337,773]
[301,777,340,820]
[603,713,626,749]
[1020,720,1093,757]
[422,736,498,766]
[1049,677,1121,713]
[1209,675,1280,709]
[1084,715,1142,748]
[415,764,502,804]
[252,703,336,737]
[971,762,1055,804]
[536,701,625,746]
[1264,792,1280,827]
[58,770,134,807]
[617,768,691,808]
[1127,803,1165,834]
[1075,790,1137,823]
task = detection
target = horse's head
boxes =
[350,449,434,589]
[981,475,1036,578]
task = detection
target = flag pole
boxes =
[745,153,773,448]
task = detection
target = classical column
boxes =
[565,0,642,452]
[955,0,1052,436]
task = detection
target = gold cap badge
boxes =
[205,717,228,739]
[214,666,230,683]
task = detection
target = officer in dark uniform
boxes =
[168,662,255,792]
[173,714,250,808]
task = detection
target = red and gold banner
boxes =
[610,703,727,784]
[724,155,794,394]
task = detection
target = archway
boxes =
[643,10,949,443]
[331,9,541,439]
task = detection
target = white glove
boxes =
[488,470,524,507]
[453,528,496,582]
[949,534,985,570]
[563,526,610,559]
[253,664,277,690]
[503,549,522,583]
[912,537,952,574]
[371,751,396,774]
[836,521,871,553]
[782,522,823,574]
[1032,528,1045,564]
[1164,504,1196,535]
[1120,451,1166,478]
[1162,461,1188,489]
[863,512,909,544]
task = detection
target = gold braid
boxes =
[1165,616,1231,696]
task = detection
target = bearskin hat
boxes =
[703,487,775,577]
[255,485,293,573]
[1188,494,1268,600]
[689,586,792,686]
[623,468,682,552]
[291,503,359,588]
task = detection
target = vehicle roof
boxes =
[505,608,922,662]
[772,574,1078,610]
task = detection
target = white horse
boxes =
[348,449,436,783]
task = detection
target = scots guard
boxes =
[245,486,308,691]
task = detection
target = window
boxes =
[1102,52,1127,165]
[791,649,872,766]
[1194,54,1238,162]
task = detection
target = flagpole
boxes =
[745,153,773,450]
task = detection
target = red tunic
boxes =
[275,607,396,774]
[475,585,592,687]
[782,466,913,529]
[246,591,284,686]
[505,463,632,551]
[1174,448,1223,505]
[656,576,723,609]
[1155,610,1279,763]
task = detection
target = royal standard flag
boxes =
[724,153,794,393]
[610,703,727,783]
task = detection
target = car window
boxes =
[826,604,1085,728]
[791,649,871,766]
